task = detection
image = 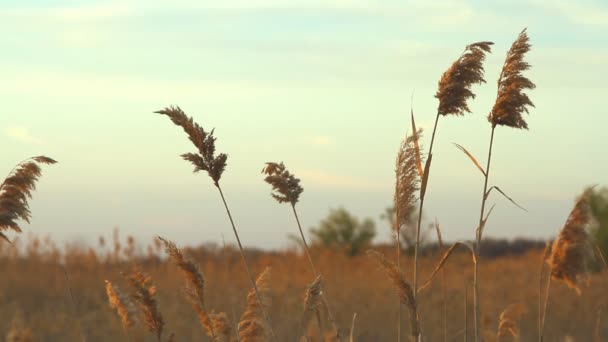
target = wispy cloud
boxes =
[5,125,42,144]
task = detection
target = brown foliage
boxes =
[238,267,272,342]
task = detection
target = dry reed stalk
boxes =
[474,28,534,342]
[105,280,137,331]
[497,304,526,342]
[538,242,552,342]
[0,156,56,242]
[540,188,594,341]
[393,129,422,342]
[300,275,324,339]
[262,162,341,341]
[595,309,602,342]
[434,221,447,342]
[158,236,219,340]
[547,188,594,294]
[156,106,276,341]
[122,267,164,341]
[349,313,357,342]
[238,267,272,342]
[367,250,419,340]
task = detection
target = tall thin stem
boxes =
[474,125,496,342]
[539,274,552,342]
[397,226,402,342]
[291,204,342,342]
[412,111,441,341]
[61,265,86,342]
[217,186,277,342]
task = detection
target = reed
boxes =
[262,161,342,341]
[474,28,535,342]
[156,106,276,341]
[122,267,164,341]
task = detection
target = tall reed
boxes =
[394,128,423,341]
[261,162,341,341]
[155,106,276,341]
[475,28,535,342]
[540,188,594,341]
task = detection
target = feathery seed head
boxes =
[155,106,227,186]
[548,188,594,294]
[489,28,535,129]
[394,129,423,235]
[262,162,304,205]
[497,303,526,341]
[238,267,272,342]
[122,267,164,340]
[436,41,493,116]
[105,280,137,330]
[0,156,57,242]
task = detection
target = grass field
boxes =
[1,237,605,341]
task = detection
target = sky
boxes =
[1,0,607,249]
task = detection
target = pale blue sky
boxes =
[1,0,607,249]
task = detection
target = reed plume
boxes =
[105,280,136,331]
[548,188,594,294]
[394,128,422,341]
[155,106,226,186]
[436,41,493,117]
[238,267,272,342]
[497,304,526,341]
[0,156,57,242]
[489,28,536,129]
[262,162,341,341]
[156,106,276,341]
[473,28,534,342]
[122,267,164,341]
[300,275,324,338]
[158,236,217,340]
[367,250,419,339]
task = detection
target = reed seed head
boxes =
[238,267,272,342]
[122,267,164,340]
[155,106,227,186]
[548,188,594,294]
[435,41,493,116]
[489,28,536,129]
[301,275,323,331]
[262,162,303,205]
[394,129,423,235]
[0,156,57,242]
[105,280,137,331]
[497,303,526,341]
[366,250,419,337]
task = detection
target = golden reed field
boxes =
[0,236,606,342]
[2,29,607,341]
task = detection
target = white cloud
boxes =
[534,0,608,28]
[5,125,42,144]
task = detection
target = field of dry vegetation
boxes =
[0,236,606,341]
[2,28,606,342]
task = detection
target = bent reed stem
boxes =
[217,185,277,342]
[291,203,342,342]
